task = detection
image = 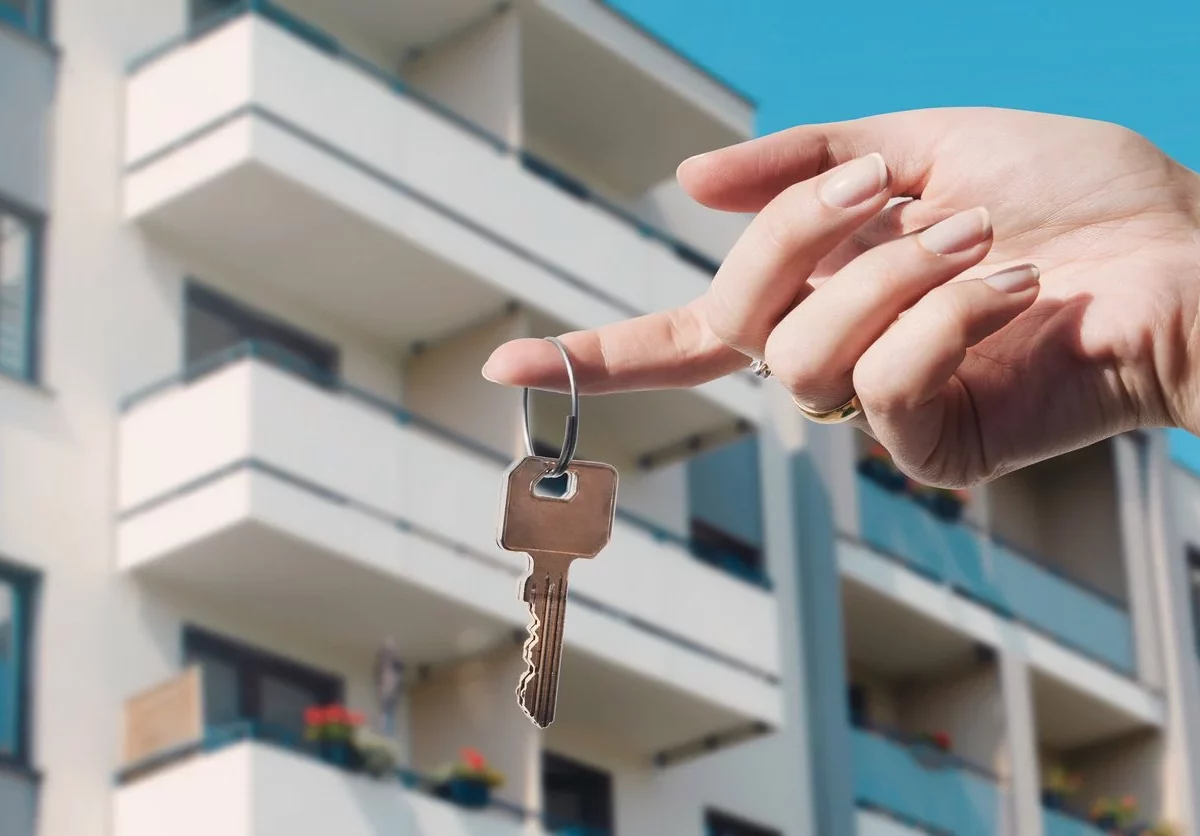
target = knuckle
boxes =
[852,356,905,415]
[701,286,750,349]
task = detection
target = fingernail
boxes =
[819,153,889,208]
[678,152,709,174]
[918,207,992,254]
[984,263,1041,293]
[481,362,498,383]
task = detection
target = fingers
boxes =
[480,300,747,394]
[764,207,995,413]
[703,153,892,356]
[678,110,953,212]
[852,263,1042,475]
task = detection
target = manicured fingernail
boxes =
[918,207,992,254]
[481,362,498,383]
[819,153,889,208]
[678,152,709,174]
[984,263,1041,293]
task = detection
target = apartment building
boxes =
[2,1,1200,836]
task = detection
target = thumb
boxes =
[677,108,955,213]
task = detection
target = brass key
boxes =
[498,455,618,727]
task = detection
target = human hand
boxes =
[483,108,1200,486]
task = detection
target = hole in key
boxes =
[533,470,576,500]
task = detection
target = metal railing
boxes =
[854,469,1136,675]
[127,0,723,278]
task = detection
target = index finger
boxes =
[480,301,747,394]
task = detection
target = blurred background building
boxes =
[1,1,1200,835]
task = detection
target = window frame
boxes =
[181,626,344,734]
[0,196,44,385]
[0,561,37,769]
[183,281,340,384]
[1186,547,1200,658]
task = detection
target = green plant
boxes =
[1090,795,1137,827]
[446,747,505,788]
[356,741,398,778]
[1043,765,1082,795]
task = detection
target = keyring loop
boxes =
[521,336,579,478]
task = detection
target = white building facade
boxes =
[1,2,1200,836]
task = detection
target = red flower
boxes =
[930,731,952,751]
[461,747,487,772]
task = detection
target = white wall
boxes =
[406,8,523,145]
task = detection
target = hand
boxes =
[482,108,1200,486]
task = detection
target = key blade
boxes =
[518,552,572,727]
[498,456,618,558]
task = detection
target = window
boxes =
[689,519,765,584]
[543,752,613,834]
[182,627,343,743]
[0,206,41,383]
[705,810,780,836]
[1187,548,1200,656]
[0,0,48,37]
[0,564,35,765]
[184,283,339,383]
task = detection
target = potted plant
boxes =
[304,704,364,768]
[1090,796,1137,830]
[857,443,908,492]
[910,482,971,522]
[920,730,952,752]
[911,730,953,768]
[353,727,400,779]
[1041,765,1082,810]
[434,747,505,809]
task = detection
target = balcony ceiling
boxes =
[142,161,510,349]
[281,0,502,56]
[842,580,981,679]
[521,2,745,196]
[1031,668,1154,750]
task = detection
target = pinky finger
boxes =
[850,263,1042,465]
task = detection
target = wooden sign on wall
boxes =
[122,666,204,766]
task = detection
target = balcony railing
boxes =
[117,720,536,822]
[855,473,1136,675]
[129,0,723,279]
[1043,808,1107,836]
[122,340,769,590]
[852,725,1001,836]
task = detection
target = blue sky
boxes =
[611,0,1200,169]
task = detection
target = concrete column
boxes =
[1113,434,1164,688]
[754,389,818,836]
[999,650,1042,836]
[774,394,854,836]
[1143,432,1200,829]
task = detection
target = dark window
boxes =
[184,282,339,383]
[1188,548,1200,656]
[182,627,342,743]
[847,683,868,728]
[0,203,41,383]
[689,519,764,583]
[705,810,780,836]
[543,752,613,834]
[0,563,35,766]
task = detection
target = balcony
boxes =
[115,726,529,836]
[851,728,1003,836]
[854,473,1135,675]
[115,346,782,760]
[123,2,759,441]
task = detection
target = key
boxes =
[497,455,618,727]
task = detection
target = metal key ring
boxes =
[521,336,579,479]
